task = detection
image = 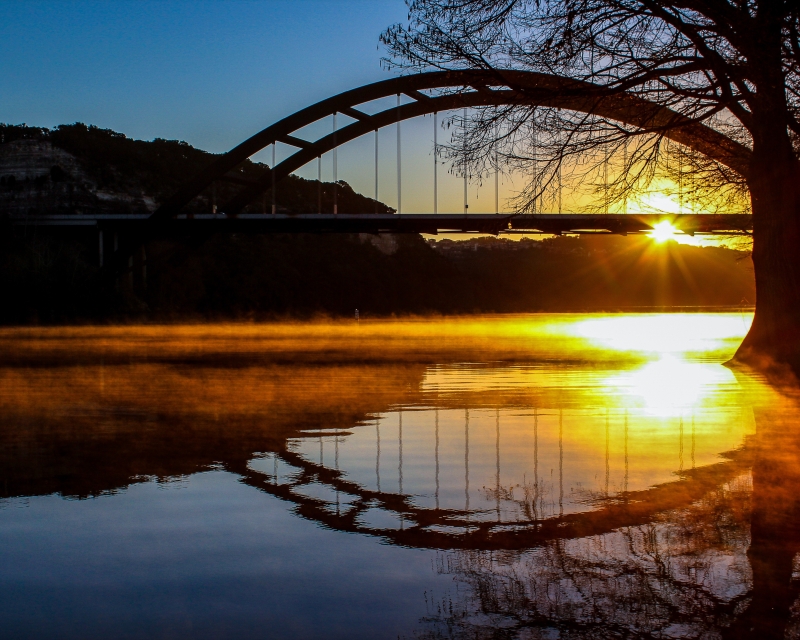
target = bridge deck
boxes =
[4,212,752,235]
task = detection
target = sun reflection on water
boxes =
[606,355,738,416]
[564,313,751,417]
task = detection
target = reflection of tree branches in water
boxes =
[416,476,753,639]
[481,477,555,522]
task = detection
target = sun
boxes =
[650,220,677,243]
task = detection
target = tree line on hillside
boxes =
[0,227,754,324]
[0,123,390,215]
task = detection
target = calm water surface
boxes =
[2,314,800,639]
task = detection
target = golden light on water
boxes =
[0,317,791,638]
[570,313,751,355]
[606,356,737,416]
[0,313,758,522]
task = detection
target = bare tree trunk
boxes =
[733,139,800,375]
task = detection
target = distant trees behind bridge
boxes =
[0,230,753,324]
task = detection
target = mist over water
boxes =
[3,314,799,639]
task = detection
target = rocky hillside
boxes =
[0,123,390,216]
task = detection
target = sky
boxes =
[0,1,401,150]
[0,0,736,225]
[0,0,505,214]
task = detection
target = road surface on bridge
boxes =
[6,212,752,236]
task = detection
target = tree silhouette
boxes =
[382,1,800,374]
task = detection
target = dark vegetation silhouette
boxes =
[0,123,390,215]
[381,0,800,374]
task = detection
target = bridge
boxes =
[7,69,753,269]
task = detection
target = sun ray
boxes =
[650,220,677,243]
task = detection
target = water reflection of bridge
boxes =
[240,404,751,551]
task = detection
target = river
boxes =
[3,314,799,639]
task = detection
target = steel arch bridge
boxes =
[8,70,754,268]
[153,69,752,223]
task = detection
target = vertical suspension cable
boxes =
[335,432,340,516]
[604,146,609,214]
[533,407,539,516]
[495,408,500,521]
[333,113,338,214]
[624,411,629,493]
[398,410,403,495]
[271,142,277,215]
[317,156,322,214]
[463,108,468,214]
[374,129,379,213]
[691,149,697,213]
[494,123,499,214]
[678,145,683,214]
[433,112,438,215]
[532,110,537,214]
[558,162,562,214]
[464,407,470,512]
[271,143,276,215]
[376,417,381,493]
[557,127,562,214]
[664,137,670,213]
[605,410,610,496]
[397,94,401,215]
[434,408,439,510]
[623,139,628,214]
[559,408,563,517]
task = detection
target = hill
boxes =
[0,123,390,216]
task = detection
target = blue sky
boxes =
[0,1,406,151]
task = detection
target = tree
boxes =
[382,1,800,375]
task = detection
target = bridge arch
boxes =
[154,70,752,220]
